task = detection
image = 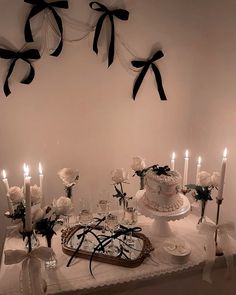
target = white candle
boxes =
[217,148,227,200]
[183,150,189,186]
[196,156,202,184]
[38,162,43,197]
[171,152,175,171]
[2,170,13,214]
[24,165,32,232]
[23,163,27,189]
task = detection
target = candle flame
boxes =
[24,165,29,177]
[198,156,202,165]
[2,169,6,179]
[172,152,176,160]
[38,162,43,175]
[223,148,228,158]
[185,150,189,158]
[23,163,27,174]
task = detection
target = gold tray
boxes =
[61,225,154,268]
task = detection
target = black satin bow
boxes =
[24,0,69,57]
[153,165,171,176]
[0,48,40,96]
[131,50,167,101]
[89,1,129,67]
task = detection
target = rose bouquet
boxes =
[58,168,79,198]
[34,196,73,247]
[186,171,220,223]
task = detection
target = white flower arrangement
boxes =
[131,156,146,172]
[198,171,220,187]
[53,196,73,216]
[58,168,79,187]
[111,168,129,185]
[30,185,42,205]
[8,186,24,204]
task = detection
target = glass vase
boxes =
[24,230,40,251]
[198,200,207,224]
[44,235,57,269]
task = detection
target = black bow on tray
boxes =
[89,1,129,67]
[0,48,40,96]
[131,50,167,101]
[24,0,69,57]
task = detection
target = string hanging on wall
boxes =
[24,0,69,57]
[131,50,167,101]
[0,48,40,97]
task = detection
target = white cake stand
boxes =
[136,190,190,239]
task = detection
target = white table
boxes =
[0,213,235,295]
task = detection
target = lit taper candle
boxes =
[38,162,43,197]
[217,148,227,200]
[196,156,202,184]
[24,165,32,232]
[171,152,176,171]
[183,150,189,186]
[2,170,13,214]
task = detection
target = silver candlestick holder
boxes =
[215,198,224,256]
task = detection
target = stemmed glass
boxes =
[105,213,119,255]
[97,199,109,232]
[78,209,93,250]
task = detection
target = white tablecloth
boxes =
[0,213,235,295]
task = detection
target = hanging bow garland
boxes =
[89,1,129,67]
[131,50,167,101]
[0,48,40,97]
[24,0,69,57]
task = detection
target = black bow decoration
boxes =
[131,50,167,101]
[152,165,171,176]
[89,1,129,67]
[24,0,69,57]
[0,48,40,96]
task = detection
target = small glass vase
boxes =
[44,235,57,269]
[198,200,207,224]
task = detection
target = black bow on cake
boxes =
[153,165,171,176]
[24,0,69,57]
[0,48,40,96]
[89,1,129,67]
[131,50,167,100]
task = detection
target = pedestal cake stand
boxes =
[136,190,191,239]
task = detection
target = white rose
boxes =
[30,185,42,205]
[32,207,45,222]
[111,168,128,184]
[58,168,79,186]
[8,186,24,204]
[54,196,73,216]
[211,171,220,188]
[131,156,146,171]
[198,171,212,187]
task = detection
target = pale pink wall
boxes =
[0,0,236,252]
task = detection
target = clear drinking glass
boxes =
[78,209,93,250]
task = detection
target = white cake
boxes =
[143,170,183,212]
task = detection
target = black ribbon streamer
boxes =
[89,1,129,67]
[24,0,69,57]
[131,50,167,101]
[0,48,40,96]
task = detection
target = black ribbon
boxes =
[89,1,129,67]
[0,48,40,96]
[131,50,167,101]
[24,0,69,57]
